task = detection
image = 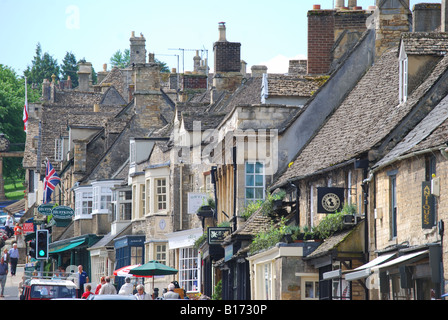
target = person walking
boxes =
[134,284,152,300]
[162,283,181,299]
[118,276,133,295]
[0,256,8,298]
[77,265,89,298]
[99,276,116,295]
[4,214,13,238]
[8,243,19,276]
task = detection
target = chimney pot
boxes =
[218,22,226,41]
[313,4,321,10]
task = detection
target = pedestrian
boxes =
[81,284,93,299]
[118,276,133,295]
[0,256,8,298]
[2,248,8,262]
[77,265,89,298]
[134,284,152,300]
[4,214,13,238]
[95,276,105,294]
[99,276,116,295]
[162,283,180,299]
[8,243,19,276]
[13,223,23,243]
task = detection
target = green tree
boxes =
[60,51,79,88]
[0,65,39,181]
[24,43,60,86]
[110,49,130,68]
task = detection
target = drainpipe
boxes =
[211,166,218,220]
[180,163,183,230]
[361,166,370,301]
[233,146,237,232]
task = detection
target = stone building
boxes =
[269,0,448,300]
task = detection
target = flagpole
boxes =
[23,76,28,133]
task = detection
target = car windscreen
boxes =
[30,284,76,299]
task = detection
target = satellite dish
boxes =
[66,265,78,274]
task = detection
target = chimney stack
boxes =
[130,31,147,65]
[213,22,241,73]
[442,0,448,32]
[77,61,92,91]
[335,0,344,9]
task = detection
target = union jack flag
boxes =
[43,160,61,204]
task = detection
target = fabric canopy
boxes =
[49,240,85,253]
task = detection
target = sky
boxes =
[0,0,437,76]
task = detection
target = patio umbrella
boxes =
[113,264,142,277]
[129,260,178,293]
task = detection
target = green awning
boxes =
[49,240,85,254]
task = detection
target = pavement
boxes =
[0,264,24,300]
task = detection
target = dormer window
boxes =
[399,42,408,104]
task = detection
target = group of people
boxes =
[0,242,20,297]
[78,268,181,300]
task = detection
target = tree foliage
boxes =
[60,51,79,88]
[24,43,61,86]
[110,49,130,69]
[0,65,40,180]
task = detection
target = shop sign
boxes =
[37,203,54,216]
[208,227,231,245]
[422,181,435,229]
[51,206,74,219]
[317,187,344,214]
[23,222,34,233]
[188,192,208,214]
[224,244,233,262]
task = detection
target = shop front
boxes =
[343,243,443,300]
[113,235,145,288]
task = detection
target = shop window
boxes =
[179,247,200,292]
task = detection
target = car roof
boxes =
[29,279,77,288]
[89,294,137,300]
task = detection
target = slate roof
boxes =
[265,74,322,97]
[207,77,262,113]
[373,93,448,169]
[400,32,448,56]
[272,46,448,189]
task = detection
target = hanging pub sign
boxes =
[422,181,435,229]
[208,227,232,245]
[51,206,74,220]
[37,203,55,216]
[317,187,345,214]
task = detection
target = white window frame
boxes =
[74,186,93,219]
[245,161,265,205]
[92,181,120,215]
[54,138,63,162]
[399,44,408,104]
[155,178,167,212]
[179,247,201,293]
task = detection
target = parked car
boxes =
[87,294,138,300]
[20,279,78,300]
